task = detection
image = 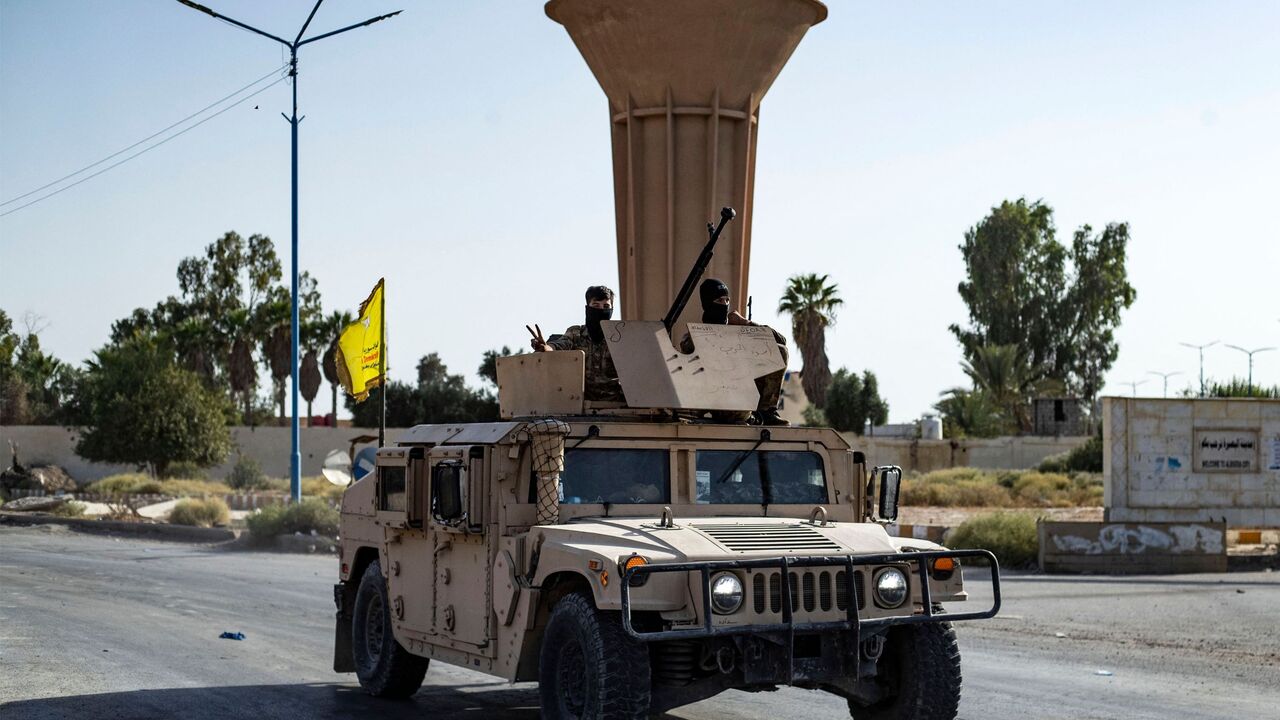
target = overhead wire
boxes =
[0,64,288,215]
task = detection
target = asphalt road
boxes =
[2,525,1278,719]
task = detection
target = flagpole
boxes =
[378,278,386,448]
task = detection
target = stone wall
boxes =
[842,434,1090,473]
[0,425,392,484]
[1103,397,1280,528]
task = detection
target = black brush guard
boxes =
[619,549,1001,642]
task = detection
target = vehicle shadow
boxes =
[1,681,542,720]
[2,681,697,719]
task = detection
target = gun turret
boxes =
[662,207,736,332]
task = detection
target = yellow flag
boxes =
[335,279,386,402]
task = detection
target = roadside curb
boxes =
[0,511,236,544]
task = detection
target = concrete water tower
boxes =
[546,0,827,331]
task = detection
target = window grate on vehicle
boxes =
[753,574,766,614]
[690,523,843,553]
[835,570,866,611]
[819,571,832,612]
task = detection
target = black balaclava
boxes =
[585,305,613,342]
[699,278,730,324]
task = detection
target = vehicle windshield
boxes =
[695,450,826,505]
[557,448,670,504]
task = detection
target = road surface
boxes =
[2,525,1277,719]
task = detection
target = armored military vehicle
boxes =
[332,247,1001,719]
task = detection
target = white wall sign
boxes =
[1193,429,1259,472]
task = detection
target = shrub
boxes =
[86,474,229,498]
[301,475,347,502]
[168,498,230,527]
[246,498,339,541]
[947,512,1039,569]
[1038,434,1103,473]
[163,461,208,480]
[50,501,86,518]
[226,455,269,491]
[87,473,165,496]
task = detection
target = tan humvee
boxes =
[333,321,1000,719]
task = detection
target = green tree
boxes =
[72,335,231,477]
[951,199,1136,410]
[859,370,889,432]
[320,310,354,422]
[346,352,499,427]
[959,344,1054,432]
[934,387,1006,438]
[823,369,863,433]
[0,310,75,424]
[823,368,890,435]
[778,274,843,408]
[478,346,520,386]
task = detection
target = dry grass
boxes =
[301,475,346,502]
[49,500,86,518]
[168,497,231,527]
[946,511,1040,568]
[901,468,1101,509]
[85,474,232,497]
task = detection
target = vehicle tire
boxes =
[539,591,651,719]
[848,622,962,720]
[352,560,429,698]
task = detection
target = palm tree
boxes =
[228,337,257,424]
[300,350,322,426]
[777,274,843,408]
[320,311,353,423]
[960,344,1056,432]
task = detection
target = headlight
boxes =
[709,572,744,615]
[874,568,909,608]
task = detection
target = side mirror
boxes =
[875,465,902,522]
[432,462,465,523]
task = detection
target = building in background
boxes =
[1033,397,1086,436]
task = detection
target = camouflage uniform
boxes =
[680,324,789,415]
[547,325,626,403]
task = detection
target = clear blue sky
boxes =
[2,1,1279,420]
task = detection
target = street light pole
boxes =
[1225,345,1277,394]
[177,0,401,502]
[1146,370,1183,398]
[1122,379,1148,398]
[1179,340,1218,397]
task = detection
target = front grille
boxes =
[691,523,843,553]
[751,569,865,615]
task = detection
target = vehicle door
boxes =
[426,445,493,653]
[376,447,434,636]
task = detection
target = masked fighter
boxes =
[530,285,625,403]
[680,278,790,426]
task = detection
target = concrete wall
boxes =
[0,425,393,484]
[842,434,1090,473]
[1104,397,1280,528]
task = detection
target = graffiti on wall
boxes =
[1049,523,1224,556]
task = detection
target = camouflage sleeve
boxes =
[546,325,582,351]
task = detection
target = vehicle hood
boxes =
[533,516,900,565]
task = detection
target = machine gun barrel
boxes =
[662,207,736,331]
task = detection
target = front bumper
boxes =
[619,548,1001,642]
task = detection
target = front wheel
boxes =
[848,622,962,720]
[352,560,429,698]
[539,592,651,719]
